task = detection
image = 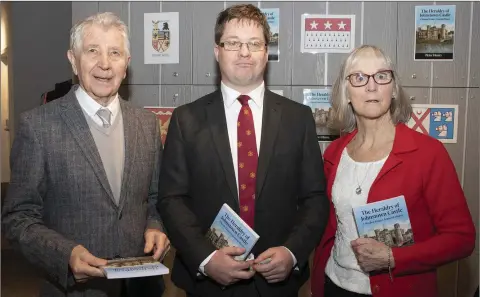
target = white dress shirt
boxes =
[75,85,120,126]
[198,81,297,275]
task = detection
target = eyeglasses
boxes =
[346,70,394,87]
[218,40,267,52]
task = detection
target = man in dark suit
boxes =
[158,4,329,297]
[2,12,169,297]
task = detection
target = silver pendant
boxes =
[355,186,362,195]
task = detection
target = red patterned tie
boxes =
[237,95,257,228]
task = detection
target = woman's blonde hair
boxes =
[329,45,412,133]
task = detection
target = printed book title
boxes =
[419,8,452,19]
[221,212,251,245]
[353,196,414,247]
[359,202,403,225]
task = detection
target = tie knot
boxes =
[237,95,250,106]
[96,108,112,128]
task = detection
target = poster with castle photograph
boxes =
[261,8,279,62]
[303,89,339,142]
[414,5,455,61]
[353,196,414,248]
[144,12,179,64]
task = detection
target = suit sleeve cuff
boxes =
[145,219,165,233]
[197,250,217,276]
[282,246,299,270]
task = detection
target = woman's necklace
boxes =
[354,162,372,195]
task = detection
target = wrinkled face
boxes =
[214,19,268,90]
[346,52,395,121]
[67,24,130,103]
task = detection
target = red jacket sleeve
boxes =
[392,141,476,275]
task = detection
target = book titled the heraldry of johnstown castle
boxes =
[353,195,415,247]
[100,256,169,279]
[206,203,260,261]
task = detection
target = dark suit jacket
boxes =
[158,89,329,297]
[2,86,165,297]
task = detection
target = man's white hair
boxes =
[70,12,130,56]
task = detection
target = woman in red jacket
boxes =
[311,45,475,297]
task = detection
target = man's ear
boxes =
[67,50,78,76]
[123,55,131,79]
[214,45,219,62]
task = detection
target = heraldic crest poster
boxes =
[144,12,179,64]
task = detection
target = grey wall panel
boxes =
[457,254,479,297]
[431,2,470,88]
[129,2,160,85]
[72,2,98,25]
[97,1,128,22]
[266,86,292,101]
[438,262,459,297]
[161,85,192,107]
[124,85,160,107]
[397,2,433,87]
[226,2,257,7]
[292,2,326,86]
[462,86,479,252]
[191,86,218,102]
[327,2,362,86]
[319,141,330,155]
[453,89,479,297]
[469,2,479,88]
[403,87,430,104]
[363,2,397,62]
[431,88,466,179]
[261,1,293,86]
[161,2,193,85]
[192,2,223,85]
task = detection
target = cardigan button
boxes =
[372,284,380,294]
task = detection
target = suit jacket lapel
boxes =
[59,89,116,206]
[256,90,282,200]
[118,99,138,211]
[205,91,239,208]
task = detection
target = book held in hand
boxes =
[206,203,260,261]
[101,256,169,279]
[352,195,414,247]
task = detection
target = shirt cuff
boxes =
[282,246,299,271]
[197,251,217,276]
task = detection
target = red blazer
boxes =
[311,123,476,297]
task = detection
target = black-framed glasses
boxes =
[218,40,267,52]
[346,70,394,87]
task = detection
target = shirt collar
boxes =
[75,85,120,119]
[221,81,265,109]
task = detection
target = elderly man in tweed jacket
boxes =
[2,12,169,297]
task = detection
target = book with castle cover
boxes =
[100,256,169,279]
[206,203,260,261]
[352,195,415,247]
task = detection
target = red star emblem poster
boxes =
[301,14,355,53]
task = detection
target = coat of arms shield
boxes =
[152,20,171,53]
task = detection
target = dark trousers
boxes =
[187,282,298,297]
[186,282,260,297]
[324,275,372,297]
[120,276,165,297]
